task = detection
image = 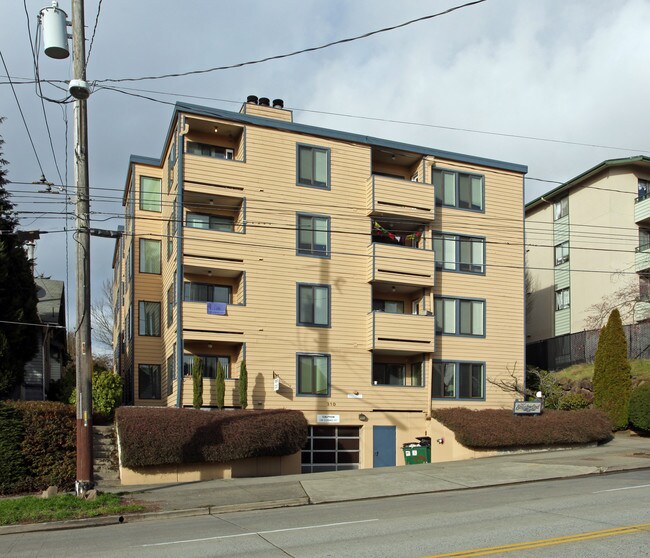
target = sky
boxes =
[2,0,650,349]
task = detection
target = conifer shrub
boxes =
[432,408,612,449]
[558,392,591,410]
[215,361,225,409]
[116,407,308,468]
[239,360,248,409]
[192,356,203,410]
[629,383,650,433]
[593,309,632,430]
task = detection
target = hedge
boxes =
[0,401,76,494]
[432,408,613,450]
[629,384,650,432]
[116,407,308,468]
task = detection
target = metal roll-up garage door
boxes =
[301,426,360,473]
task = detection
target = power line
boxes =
[86,0,103,66]
[94,1,487,84]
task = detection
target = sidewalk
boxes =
[3,431,649,535]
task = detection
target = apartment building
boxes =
[526,156,650,346]
[113,97,527,471]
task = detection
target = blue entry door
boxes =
[373,425,396,468]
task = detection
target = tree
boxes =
[593,309,632,430]
[216,360,226,410]
[91,279,114,351]
[0,119,39,397]
[239,360,248,409]
[584,277,639,331]
[192,356,203,409]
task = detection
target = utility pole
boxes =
[71,0,93,493]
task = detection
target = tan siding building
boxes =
[113,98,527,471]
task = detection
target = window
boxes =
[138,364,161,399]
[297,354,330,396]
[171,199,178,236]
[433,234,484,273]
[186,212,234,232]
[554,241,569,266]
[639,229,650,252]
[184,282,231,304]
[167,283,174,327]
[297,145,329,188]
[187,141,234,159]
[297,214,330,257]
[139,239,161,274]
[126,305,133,340]
[555,287,570,310]
[554,197,568,220]
[138,301,160,336]
[435,297,484,336]
[639,179,649,202]
[298,284,330,326]
[167,220,173,259]
[372,362,423,387]
[167,136,176,192]
[372,299,405,314]
[432,362,484,399]
[139,177,161,212]
[125,246,132,283]
[167,351,174,396]
[433,169,484,211]
[640,273,650,302]
[182,355,230,379]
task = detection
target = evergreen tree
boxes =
[238,359,248,409]
[192,356,203,409]
[0,120,39,397]
[593,309,631,430]
[216,360,225,410]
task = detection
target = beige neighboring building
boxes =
[112,97,527,472]
[526,156,650,345]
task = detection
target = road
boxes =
[1,470,649,557]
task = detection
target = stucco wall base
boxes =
[119,452,301,485]
[426,419,497,463]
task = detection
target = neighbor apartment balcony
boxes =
[368,243,435,287]
[183,302,246,343]
[635,243,650,272]
[366,175,435,221]
[634,193,650,225]
[367,311,434,354]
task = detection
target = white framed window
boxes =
[554,197,568,220]
[555,287,570,310]
[554,241,569,266]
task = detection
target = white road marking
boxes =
[140,518,379,547]
[593,483,650,494]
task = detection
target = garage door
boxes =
[301,426,360,474]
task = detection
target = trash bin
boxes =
[402,442,430,465]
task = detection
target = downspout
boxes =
[175,115,185,408]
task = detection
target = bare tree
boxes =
[584,279,640,331]
[91,279,114,351]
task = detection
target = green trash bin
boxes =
[402,443,430,465]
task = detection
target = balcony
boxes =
[368,243,434,287]
[183,224,248,263]
[368,311,434,354]
[183,302,246,343]
[635,244,650,272]
[366,175,435,221]
[635,194,650,225]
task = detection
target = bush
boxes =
[629,384,650,432]
[69,370,123,419]
[558,392,591,411]
[216,361,225,410]
[0,403,27,493]
[432,408,613,450]
[116,407,308,468]
[239,360,248,409]
[593,309,632,429]
[192,357,203,410]
[0,401,75,494]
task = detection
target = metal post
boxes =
[71,0,93,493]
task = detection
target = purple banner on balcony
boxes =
[207,302,227,315]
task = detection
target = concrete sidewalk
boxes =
[2,431,649,535]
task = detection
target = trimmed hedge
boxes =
[432,408,613,450]
[0,401,76,494]
[116,407,308,468]
[629,384,650,433]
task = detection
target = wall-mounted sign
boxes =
[207,302,227,315]
[513,400,543,415]
[347,393,363,399]
[317,414,340,424]
[273,376,280,392]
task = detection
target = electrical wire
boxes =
[86,0,103,66]
[94,1,487,83]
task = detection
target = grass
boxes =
[0,493,146,526]
[554,359,650,383]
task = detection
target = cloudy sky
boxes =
[2,0,650,347]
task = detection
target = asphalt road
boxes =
[2,470,649,557]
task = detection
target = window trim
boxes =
[296,143,331,190]
[296,353,331,397]
[138,364,161,400]
[296,283,331,328]
[555,287,570,311]
[432,232,486,275]
[372,361,425,387]
[554,197,568,221]
[435,296,486,337]
[139,176,162,212]
[432,360,485,401]
[296,212,331,258]
[138,300,161,337]
[554,241,569,266]
[185,212,236,233]
[433,167,485,212]
[182,354,231,380]
[183,281,232,304]
[139,238,161,274]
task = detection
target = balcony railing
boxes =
[183,302,246,342]
[368,311,434,353]
[368,243,434,287]
[366,175,435,221]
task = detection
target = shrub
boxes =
[0,403,27,493]
[593,309,632,429]
[192,356,203,410]
[69,370,123,419]
[558,392,591,411]
[0,401,75,494]
[239,360,248,409]
[432,408,612,450]
[216,361,225,410]
[629,383,650,432]
[116,407,308,468]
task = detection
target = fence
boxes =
[526,322,650,371]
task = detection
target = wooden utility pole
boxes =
[71,0,93,492]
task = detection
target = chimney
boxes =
[240,95,292,122]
